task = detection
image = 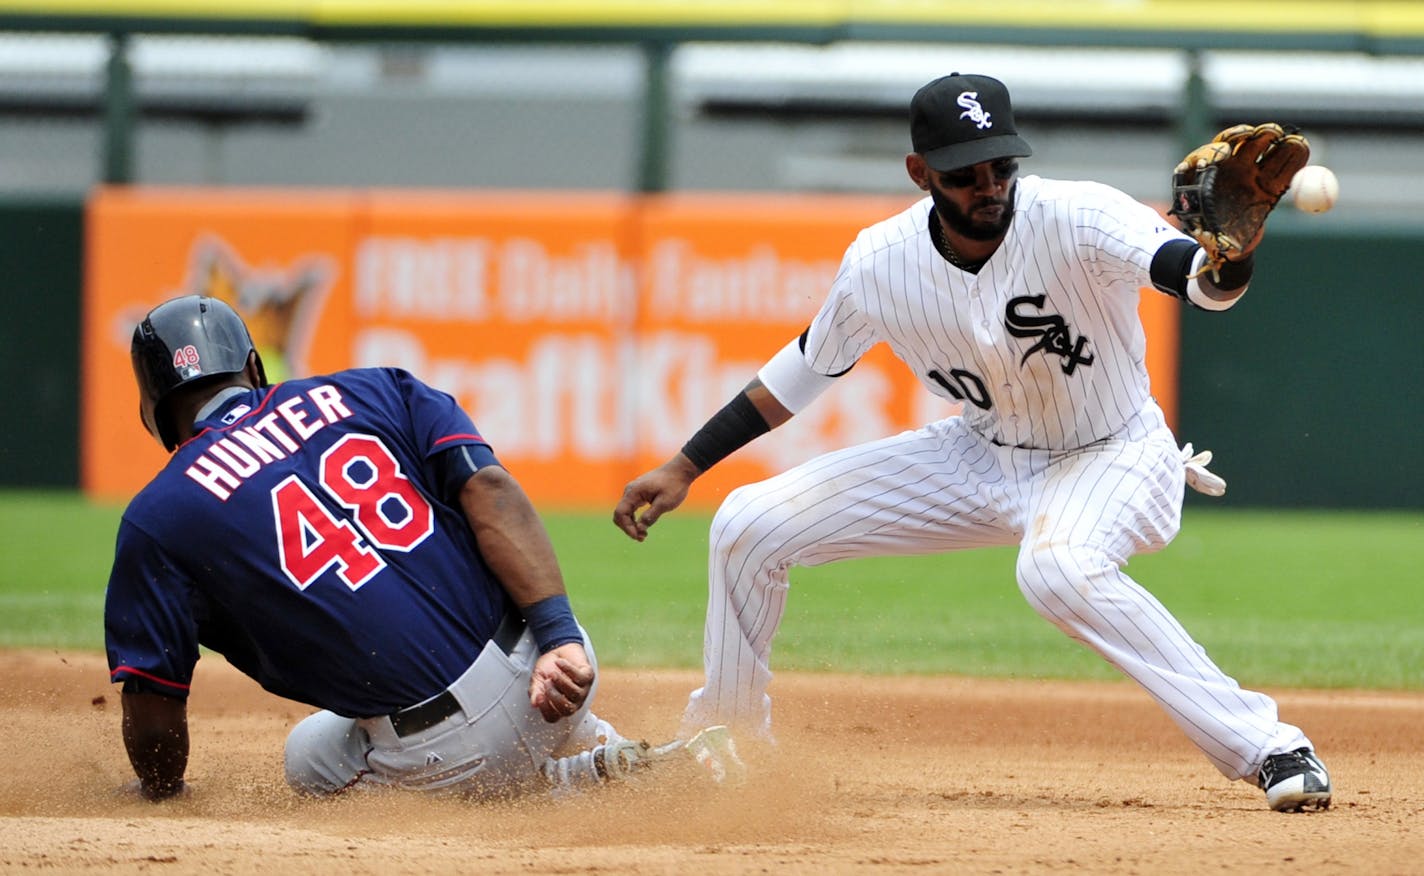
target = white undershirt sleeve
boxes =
[757,338,838,414]
[1185,248,1247,311]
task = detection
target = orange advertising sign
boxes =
[83,187,356,499]
[346,191,640,506]
[82,187,1177,510]
[633,193,945,507]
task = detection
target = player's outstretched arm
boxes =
[1163,122,1308,309]
[120,691,189,800]
[1150,239,1254,312]
[458,465,598,720]
[612,379,792,542]
[459,464,568,607]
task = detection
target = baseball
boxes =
[1289,165,1339,214]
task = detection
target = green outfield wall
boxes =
[0,197,1418,508]
[1177,220,1424,509]
[0,197,82,488]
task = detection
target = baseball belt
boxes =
[388,612,527,738]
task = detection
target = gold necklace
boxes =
[930,212,985,273]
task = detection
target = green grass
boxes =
[4,489,1422,690]
[0,490,118,651]
[555,508,1424,690]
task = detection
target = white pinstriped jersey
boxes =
[803,175,1193,450]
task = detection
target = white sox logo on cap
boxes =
[910,73,1032,171]
[957,92,992,130]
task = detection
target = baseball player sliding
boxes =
[106,295,742,802]
[613,73,1330,813]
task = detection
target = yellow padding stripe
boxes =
[1,0,1421,38]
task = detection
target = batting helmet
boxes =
[131,295,267,451]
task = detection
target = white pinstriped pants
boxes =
[680,401,1310,780]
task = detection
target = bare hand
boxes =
[611,457,699,541]
[528,642,595,723]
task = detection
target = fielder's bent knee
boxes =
[1015,543,1116,606]
[710,482,788,553]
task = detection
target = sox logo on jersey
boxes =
[926,293,1097,411]
[1005,294,1096,375]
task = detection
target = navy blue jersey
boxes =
[105,367,511,718]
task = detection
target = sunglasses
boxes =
[937,159,1019,189]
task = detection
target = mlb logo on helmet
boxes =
[910,72,1033,172]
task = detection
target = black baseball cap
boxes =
[910,73,1033,172]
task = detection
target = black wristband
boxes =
[680,392,771,472]
[1211,252,1255,291]
[1149,239,1197,300]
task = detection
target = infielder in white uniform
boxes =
[613,73,1332,813]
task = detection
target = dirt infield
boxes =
[4,649,1421,875]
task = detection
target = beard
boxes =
[930,182,1016,241]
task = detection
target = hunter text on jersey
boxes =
[184,384,354,500]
